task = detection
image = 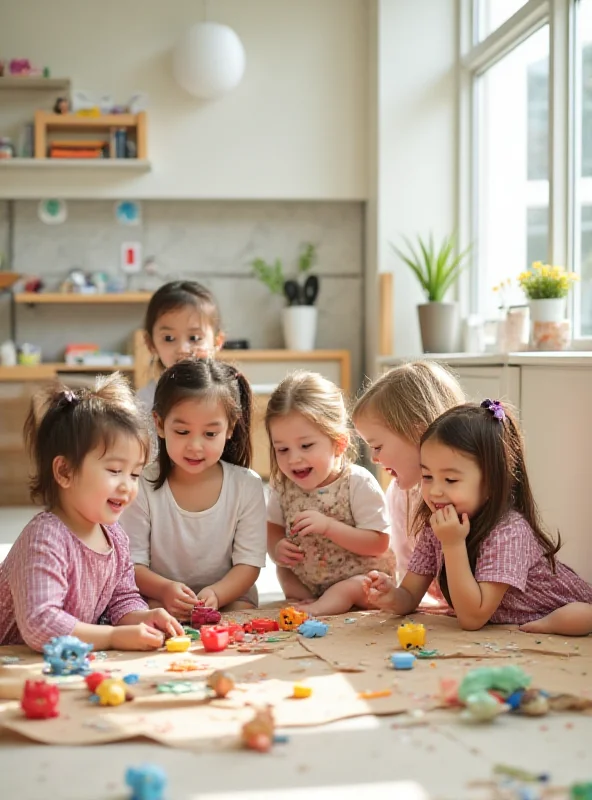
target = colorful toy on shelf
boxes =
[200,625,230,653]
[242,618,279,634]
[391,652,416,670]
[95,678,127,707]
[207,670,235,698]
[125,764,167,800]
[42,635,92,675]
[190,605,221,628]
[53,96,70,115]
[241,705,276,752]
[21,680,60,719]
[297,619,328,638]
[165,635,191,653]
[397,622,426,650]
[279,607,308,631]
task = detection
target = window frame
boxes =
[459,0,590,346]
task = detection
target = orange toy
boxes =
[279,607,308,631]
[241,705,275,752]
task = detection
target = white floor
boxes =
[0,507,590,799]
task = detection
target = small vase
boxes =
[528,298,570,351]
[417,302,459,354]
[282,306,318,351]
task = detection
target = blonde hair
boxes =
[265,371,356,487]
[352,361,465,445]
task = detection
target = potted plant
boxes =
[391,233,470,353]
[251,243,319,351]
[518,261,578,350]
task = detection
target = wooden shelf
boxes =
[35,111,147,160]
[0,158,151,170]
[0,77,70,91]
[15,292,152,304]
[0,363,134,381]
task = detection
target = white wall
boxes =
[366,0,458,362]
[0,0,367,200]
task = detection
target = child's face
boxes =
[420,438,487,520]
[148,306,221,369]
[269,411,343,491]
[355,416,420,491]
[59,433,145,526]
[157,398,231,476]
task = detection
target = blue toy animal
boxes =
[125,764,167,800]
[42,635,93,676]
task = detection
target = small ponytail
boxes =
[221,369,252,469]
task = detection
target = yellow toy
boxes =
[279,606,308,631]
[397,622,426,650]
[95,678,127,706]
[165,635,191,653]
[292,683,312,699]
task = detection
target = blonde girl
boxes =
[122,358,266,617]
[0,374,182,652]
[353,361,465,601]
[266,371,394,616]
[138,280,225,409]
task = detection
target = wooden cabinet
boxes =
[454,366,521,411]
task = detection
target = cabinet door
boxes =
[521,366,592,581]
[454,366,521,410]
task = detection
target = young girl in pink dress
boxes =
[353,361,465,608]
[365,400,592,635]
[0,374,182,652]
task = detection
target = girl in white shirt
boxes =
[266,371,394,616]
[121,358,266,618]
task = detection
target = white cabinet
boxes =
[454,366,521,410]
[520,366,592,581]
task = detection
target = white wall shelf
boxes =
[0,158,151,170]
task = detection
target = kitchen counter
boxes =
[378,351,592,368]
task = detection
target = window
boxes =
[476,26,549,317]
[574,0,592,336]
[475,0,530,42]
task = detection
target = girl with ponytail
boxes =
[121,358,266,615]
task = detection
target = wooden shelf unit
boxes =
[0,77,71,91]
[15,292,152,304]
[34,111,147,161]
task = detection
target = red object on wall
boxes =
[21,680,60,719]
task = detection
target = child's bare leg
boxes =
[520,602,592,636]
[276,566,315,603]
[296,575,368,616]
[222,600,256,612]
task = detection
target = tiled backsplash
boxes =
[0,200,365,388]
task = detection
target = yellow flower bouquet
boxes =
[518,262,578,300]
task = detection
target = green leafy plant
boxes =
[251,243,318,295]
[391,233,471,303]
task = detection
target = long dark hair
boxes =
[24,373,149,509]
[412,401,561,606]
[151,358,252,489]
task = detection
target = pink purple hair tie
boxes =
[480,398,505,421]
[60,389,79,406]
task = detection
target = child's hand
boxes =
[111,623,166,651]
[363,570,397,610]
[430,505,470,546]
[136,608,184,638]
[275,538,305,566]
[162,581,199,620]
[291,510,331,537]
[197,587,219,609]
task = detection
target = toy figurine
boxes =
[21,680,60,719]
[125,764,167,800]
[190,605,221,628]
[241,705,275,752]
[297,619,328,638]
[279,607,308,631]
[200,625,230,652]
[95,678,127,706]
[397,622,426,650]
[42,635,92,675]
[207,670,235,698]
[53,96,70,115]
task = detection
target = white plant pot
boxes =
[282,306,318,351]
[528,298,566,323]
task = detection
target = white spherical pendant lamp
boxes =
[173,22,246,101]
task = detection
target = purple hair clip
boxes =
[61,389,79,406]
[480,398,505,421]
